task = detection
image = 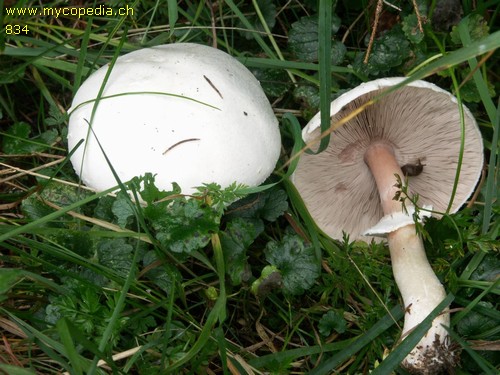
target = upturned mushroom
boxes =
[67,43,281,194]
[293,78,483,373]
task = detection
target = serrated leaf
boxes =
[134,173,180,206]
[150,199,220,254]
[264,234,319,295]
[318,310,348,336]
[288,15,342,62]
[44,104,68,127]
[193,182,248,214]
[127,314,157,334]
[2,122,57,154]
[220,218,264,285]
[403,14,424,44]
[40,129,58,145]
[0,64,26,85]
[451,14,489,45]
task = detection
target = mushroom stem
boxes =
[364,142,405,215]
[364,141,455,373]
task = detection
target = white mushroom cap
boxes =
[67,43,281,194]
[293,77,483,241]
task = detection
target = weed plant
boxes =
[0,1,499,374]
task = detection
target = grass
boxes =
[1,0,499,374]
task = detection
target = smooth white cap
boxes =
[67,43,281,194]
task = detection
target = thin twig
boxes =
[43,199,152,243]
[62,346,143,375]
[364,0,383,64]
[0,158,65,184]
[0,162,96,192]
[411,0,424,32]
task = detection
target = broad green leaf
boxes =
[142,250,179,294]
[431,0,463,32]
[22,194,56,223]
[93,195,116,222]
[403,14,425,44]
[451,14,489,45]
[112,192,135,228]
[238,0,277,40]
[288,15,342,62]
[318,310,347,336]
[331,40,347,66]
[2,122,31,154]
[264,234,319,295]
[0,269,23,297]
[366,26,411,73]
[456,302,499,337]
[470,254,500,282]
[39,182,89,208]
[457,73,496,103]
[225,188,288,222]
[97,238,134,278]
[22,182,89,224]
[220,217,264,285]
[293,84,322,117]
[251,68,291,98]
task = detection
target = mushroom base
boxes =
[401,333,460,375]
[388,225,459,374]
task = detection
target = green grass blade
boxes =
[315,0,333,154]
[310,304,404,375]
[446,330,498,375]
[457,18,499,235]
[56,319,84,375]
[0,187,117,243]
[0,365,36,375]
[371,294,455,374]
[383,31,500,95]
[223,0,276,58]
[73,16,94,95]
[88,250,140,374]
